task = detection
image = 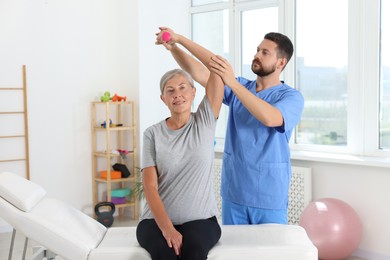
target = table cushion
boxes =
[0,172,46,212]
[89,224,317,260]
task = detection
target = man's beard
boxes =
[251,59,277,77]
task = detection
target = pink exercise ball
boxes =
[299,198,362,260]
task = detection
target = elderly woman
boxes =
[136,66,224,260]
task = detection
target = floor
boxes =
[0,218,368,260]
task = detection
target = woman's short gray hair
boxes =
[160,69,195,94]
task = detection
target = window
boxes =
[192,0,228,7]
[295,0,348,146]
[191,0,390,157]
[380,0,390,149]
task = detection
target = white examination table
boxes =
[0,172,317,260]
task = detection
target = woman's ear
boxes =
[160,94,166,104]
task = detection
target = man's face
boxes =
[251,39,280,77]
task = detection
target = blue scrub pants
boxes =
[222,199,287,225]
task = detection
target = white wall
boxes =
[1,0,389,258]
[0,0,139,214]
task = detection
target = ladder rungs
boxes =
[0,65,30,180]
[0,135,25,138]
[0,111,25,114]
[0,87,23,90]
[0,158,26,163]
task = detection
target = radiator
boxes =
[213,158,223,220]
[213,159,312,224]
[288,166,312,224]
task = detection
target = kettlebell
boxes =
[95,202,115,227]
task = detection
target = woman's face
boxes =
[160,74,196,115]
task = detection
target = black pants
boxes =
[136,216,221,260]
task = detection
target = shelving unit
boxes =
[91,101,138,220]
[0,65,30,180]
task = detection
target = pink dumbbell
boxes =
[162,31,171,42]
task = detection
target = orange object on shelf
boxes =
[111,93,127,102]
[100,170,121,179]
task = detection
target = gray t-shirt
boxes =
[140,96,219,225]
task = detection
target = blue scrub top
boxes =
[221,77,304,210]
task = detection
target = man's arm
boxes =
[209,55,284,127]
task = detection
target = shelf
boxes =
[93,126,134,131]
[114,202,137,208]
[91,99,138,221]
[94,151,135,158]
[92,101,133,105]
[94,177,136,183]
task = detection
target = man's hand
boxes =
[209,55,237,87]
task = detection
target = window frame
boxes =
[190,0,390,160]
